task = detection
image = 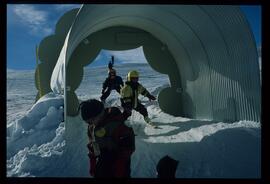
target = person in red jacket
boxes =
[79,99,135,178]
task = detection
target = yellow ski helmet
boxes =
[127,70,139,81]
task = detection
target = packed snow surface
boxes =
[7,63,261,178]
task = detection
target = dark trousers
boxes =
[122,101,148,119]
[101,88,120,101]
[94,152,114,178]
[94,152,131,178]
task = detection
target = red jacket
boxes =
[87,107,135,177]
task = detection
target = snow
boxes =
[7,63,261,178]
[7,92,65,177]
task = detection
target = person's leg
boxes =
[121,99,132,120]
[134,103,148,117]
[135,103,152,124]
[126,157,131,178]
[114,155,132,177]
[94,152,114,178]
[100,89,111,102]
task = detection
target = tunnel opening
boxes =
[75,47,171,110]
[66,26,185,118]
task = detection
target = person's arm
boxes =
[108,56,114,69]
[87,126,97,176]
[119,77,124,88]
[108,62,113,70]
[87,144,97,176]
[107,107,122,117]
[139,84,156,100]
[114,124,135,177]
[102,78,109,94]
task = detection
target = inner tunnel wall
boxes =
[48,5,261,122]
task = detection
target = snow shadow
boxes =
[132,127,261,178]
[148,119,219,138]
[130,118,218,139]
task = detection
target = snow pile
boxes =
[7,93,65,177]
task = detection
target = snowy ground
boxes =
[6,63,261,178]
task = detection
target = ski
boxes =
[147,122,160,129]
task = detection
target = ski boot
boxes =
[144,116,158,128]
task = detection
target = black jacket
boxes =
[102,76,123,92]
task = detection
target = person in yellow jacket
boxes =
[120,70,156,125]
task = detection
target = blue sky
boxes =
[7,5,261,70]
[240,5,261,47]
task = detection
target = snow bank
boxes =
[7,93,65,177]
[131,121,261,178]
[127,105,261,178]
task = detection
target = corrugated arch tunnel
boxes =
[45,5,260,122]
